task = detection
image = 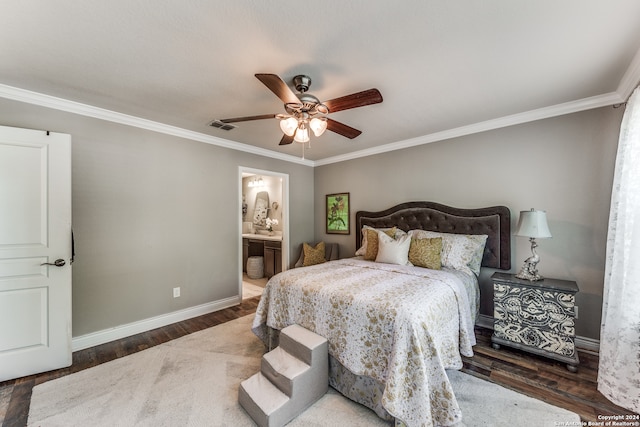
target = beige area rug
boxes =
[28,315,581,427]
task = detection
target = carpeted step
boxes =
[239,324,329,427]
[278,324,327,366]
[238,372,290,427]
[262,346,310,397]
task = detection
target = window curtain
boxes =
[598,86,640,413]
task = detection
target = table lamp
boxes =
[514,209,552,281]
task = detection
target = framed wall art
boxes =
[326,192,350,234]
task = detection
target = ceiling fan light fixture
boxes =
[219,74,383,149]
[279,117,298,136]
[294,126,310,143]
[310,117,328,137]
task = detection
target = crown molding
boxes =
[0,84,314,167]
[617,46,640,100]
[314,91,624,166]
[0,82,628,168]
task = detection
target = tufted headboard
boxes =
[355,201,511,270]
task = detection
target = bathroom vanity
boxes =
[242,184,283,279]
[242,233,282,279]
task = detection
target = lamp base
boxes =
[516,237,543,281]
[515,268,543,281]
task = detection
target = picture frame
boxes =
[326,192,350,234]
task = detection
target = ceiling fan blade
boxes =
[326,118,362,139]
[220,114,277,123]
[324,88,383,113]
[255,74,301,105]
[279,134,294,145]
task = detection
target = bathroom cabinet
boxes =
[263,240,282,278]
[242,237,282,278]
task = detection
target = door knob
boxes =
[41,259,66,267]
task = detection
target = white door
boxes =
[0,125,72,382]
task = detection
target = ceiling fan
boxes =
[216,74,383,146]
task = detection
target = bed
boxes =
[252,201,511,426]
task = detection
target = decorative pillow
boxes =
[355,225,377,256]
[408,237,442,270]
[356,226,402,258]
[409,230,488,276]
[303,241,326,267]
[375,231,411,265]
[364,227,398,260]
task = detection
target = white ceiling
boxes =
[1,1,640,165]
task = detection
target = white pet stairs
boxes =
[239,324,328,427]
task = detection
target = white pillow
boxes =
[375,231,411,265]
[355,225,407,256]
[408,230,488,276]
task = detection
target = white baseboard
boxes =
[574,336,600,355]
[73,304,601,355]
[72,296,241,352]
[476,314,600,355]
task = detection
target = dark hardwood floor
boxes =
[462,328,635,422]
[1,296,635,426]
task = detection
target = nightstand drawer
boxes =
[494,283,576,336]
[493,321,577,358]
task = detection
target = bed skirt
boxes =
[264,326,401,425]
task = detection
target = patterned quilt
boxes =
[251,258,478,427]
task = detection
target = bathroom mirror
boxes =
[253,191,270,228]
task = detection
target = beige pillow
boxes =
[364,227,397,260]
[303,241,326,267]
[408,237,442,270]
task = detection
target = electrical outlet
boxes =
[173,287,180,298]
[574,305,579,319]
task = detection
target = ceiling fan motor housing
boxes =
[293,75,312,93]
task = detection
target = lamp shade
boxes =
[293,126,309,143]
[309,117,328,137]
[515,209,552,238]
[279,117,298,136]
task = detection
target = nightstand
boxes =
[491,272,579,372]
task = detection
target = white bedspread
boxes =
[251,258,477,427]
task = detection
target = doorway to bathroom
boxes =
[239,167,289,300]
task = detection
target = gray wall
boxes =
[314,106,623,340]
[0,95,623,341]
[0,98,314,337]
